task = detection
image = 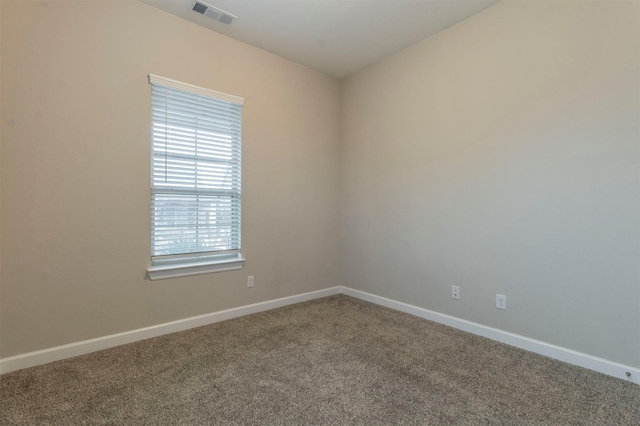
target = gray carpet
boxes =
[1,295,639,425]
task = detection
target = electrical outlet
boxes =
[451,285,460,300]
[247,276,254,288]
[496,294,506,310]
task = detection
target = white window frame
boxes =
[146,74,244,280]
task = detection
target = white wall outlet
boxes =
[496,294,506,310]
[452,285,460,300]
[247,276,254,288]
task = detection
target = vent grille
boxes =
[204,8,222,20]
[192,1,237,25]
[217,13,235,25]
[192,2,207,14]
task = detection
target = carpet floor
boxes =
[1,295,639,425]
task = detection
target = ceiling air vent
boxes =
[192,1,237,25]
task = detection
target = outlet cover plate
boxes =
[452,285,460,300]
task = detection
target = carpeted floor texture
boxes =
[1,295,639,425]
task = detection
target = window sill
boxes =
[147,256,245,281]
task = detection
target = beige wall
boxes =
[0,1,341,357]
[341,1,640,367]
[2,0,639,370]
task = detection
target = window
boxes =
[146,75,244,280]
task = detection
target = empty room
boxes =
[1,0,639,424]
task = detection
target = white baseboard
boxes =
[340,287,639,384]
[2,285,638,384]
[0,286,341,374]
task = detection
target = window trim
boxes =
[147,253,246,281]
[146,74,244,280]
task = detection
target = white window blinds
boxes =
[149,75,243,260]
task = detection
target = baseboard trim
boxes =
[340,287,639,384]
[0,286,341,374]
[3,285,637,384]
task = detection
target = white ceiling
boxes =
[141,0,500,79]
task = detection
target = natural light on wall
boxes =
[146,74,244,280]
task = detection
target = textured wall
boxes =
[341,1,640,367]
[0,0,341,357]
